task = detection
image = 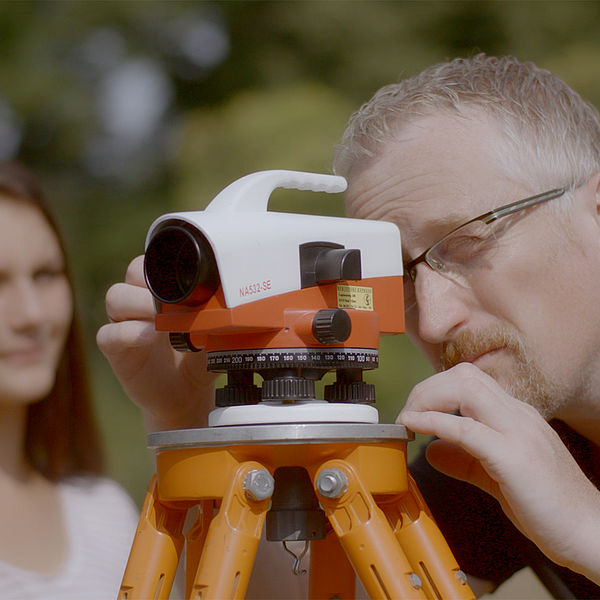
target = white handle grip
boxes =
[204,170,347,213]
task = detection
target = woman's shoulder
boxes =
[50,477,138,594]
[59,475,139,525]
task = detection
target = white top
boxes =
[0,477,139,600]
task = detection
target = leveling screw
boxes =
[315,468,348,498]
[243,469,275,501]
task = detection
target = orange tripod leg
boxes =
[382,475,474,599]
[314,460,427,600]
[309,528,355,600]
[119,475,187,600]
[188,461,271,599]
[184,499,215,598]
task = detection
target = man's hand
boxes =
[96,255,218,432]
[398,363,600,584]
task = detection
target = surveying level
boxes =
[119,170,474,599]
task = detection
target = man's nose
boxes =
[411,264,471,344]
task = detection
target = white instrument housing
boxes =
[145,170,403,309]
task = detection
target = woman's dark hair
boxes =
[0,161,105,480]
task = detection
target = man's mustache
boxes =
[441,326,525,371]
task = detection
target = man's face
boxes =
[345,112,600,420]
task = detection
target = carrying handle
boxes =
[204,170,347,213]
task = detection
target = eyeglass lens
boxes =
[403,219,499,310]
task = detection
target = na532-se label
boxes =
[239,279,272,298]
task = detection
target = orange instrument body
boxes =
[155,275,404,353]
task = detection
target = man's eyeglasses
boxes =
[403,186,569,312]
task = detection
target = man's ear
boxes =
[592,171,600,218]
[581,171,600,226]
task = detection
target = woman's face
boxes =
[0,197,73,405]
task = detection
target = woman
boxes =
[0,161,138,598]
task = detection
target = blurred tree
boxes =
[172,81,354,213]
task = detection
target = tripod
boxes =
[119,417,474,599]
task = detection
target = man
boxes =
[98,54,600,596]
[333,54,600,597]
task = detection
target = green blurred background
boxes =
[3,0,600,505]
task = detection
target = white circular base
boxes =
[208,402,379,427]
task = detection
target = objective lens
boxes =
[144,223,219,304]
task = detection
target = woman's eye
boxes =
[34,267,65,283]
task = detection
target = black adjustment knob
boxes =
[312,309,351,345]
[262,377,315,401]
[169,332,201,352]
[216,370,261,406]
[216,384,261,407]
[324,381,375,404]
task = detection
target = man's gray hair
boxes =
[334,54,600,191]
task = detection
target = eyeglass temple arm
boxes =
[403,186,568,278]
[485,187,567,223]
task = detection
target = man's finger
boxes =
[105,282,156,323]
[402,363,513,431]
[125,255,147,286]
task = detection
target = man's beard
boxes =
[440,325,564,420]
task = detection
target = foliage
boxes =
[2,0,599,502]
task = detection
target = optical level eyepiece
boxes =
[144,222,219,305]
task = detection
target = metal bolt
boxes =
[243,469,274,501]
[409,573,422,589]
[315,468,348,498]
[455,570,468,585]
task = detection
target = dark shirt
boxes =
[410,420,600,599]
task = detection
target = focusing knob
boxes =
[169,332,200,353]
[312,309,351,345]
